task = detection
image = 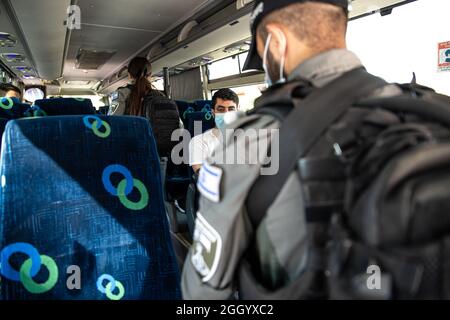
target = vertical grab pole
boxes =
[200,65,211,100]
[163,67,172,99]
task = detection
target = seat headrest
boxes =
[0,97,31,119]
[194,100,213,112]
[185,111,215,137]
[34,98,96,116]
[175,101,195,119]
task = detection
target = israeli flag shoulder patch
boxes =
[197,163,223,203]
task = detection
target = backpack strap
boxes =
[247,80,313,121]
[248,104,293,121]
[246,68,388,229]
[357,94,450,127]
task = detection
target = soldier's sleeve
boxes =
[182,115,277,300]
[108,87,128,116]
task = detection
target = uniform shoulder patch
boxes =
[191,213,222,283]
[110,91,119,102]
[197,162,223,203]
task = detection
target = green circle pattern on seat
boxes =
[117,178,149,211]
[205,111,213,121]
[183,107,195,119]
[0,97,14,110]
[105,280,125,300]
[91,120,111,138]
[20,255,59,294]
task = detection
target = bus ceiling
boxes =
[349,0,418,20]
[0,0,419,93]
[101,0,419,94]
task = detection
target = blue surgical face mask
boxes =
[214,113,226,129]
[263,33,274,87]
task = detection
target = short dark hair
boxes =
[0,83,21,96]
[212,88,239,108]
[257,2,348,52]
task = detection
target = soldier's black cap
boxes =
[243,0,350,71]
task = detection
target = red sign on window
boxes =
[438,41,450,72]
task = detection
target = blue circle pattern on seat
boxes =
[0,243,59,294]
[96,274,117,293]
[204,111,213,121]
[96,274,125,300]
[1,243,125,297]
[83,115,103,130]
[183,107,195,120]
[24,108,33,118]
[201,104,212,113]
[25,106,47,118]
[102,164,134,196]
[33,106,47,117]
[83,115,111,139]
[1,242,41,282]
[201,104,213,121]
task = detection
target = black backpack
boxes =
[141,90,181,157]
[240,68,450,300]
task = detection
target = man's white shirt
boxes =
[189,129,221,166]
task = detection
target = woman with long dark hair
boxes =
[109,57,182,188]
[109,57,161,116]
[109,56,181,154]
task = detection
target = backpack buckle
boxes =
[329,126,358,162]
[332,141,355,162]
[333,143,344,157]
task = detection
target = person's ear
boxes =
[265,24,287,63]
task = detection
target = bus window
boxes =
[24,87,45,103]
[208,56,241,81]
[228,84,264,112]
[212,84,264,112]
[347,0,450,96]
[152,78,165,91]
[238,52,253,74]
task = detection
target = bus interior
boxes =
[0,0,448,300]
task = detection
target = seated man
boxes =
[0,84,22,101]
[189,89,239,173]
